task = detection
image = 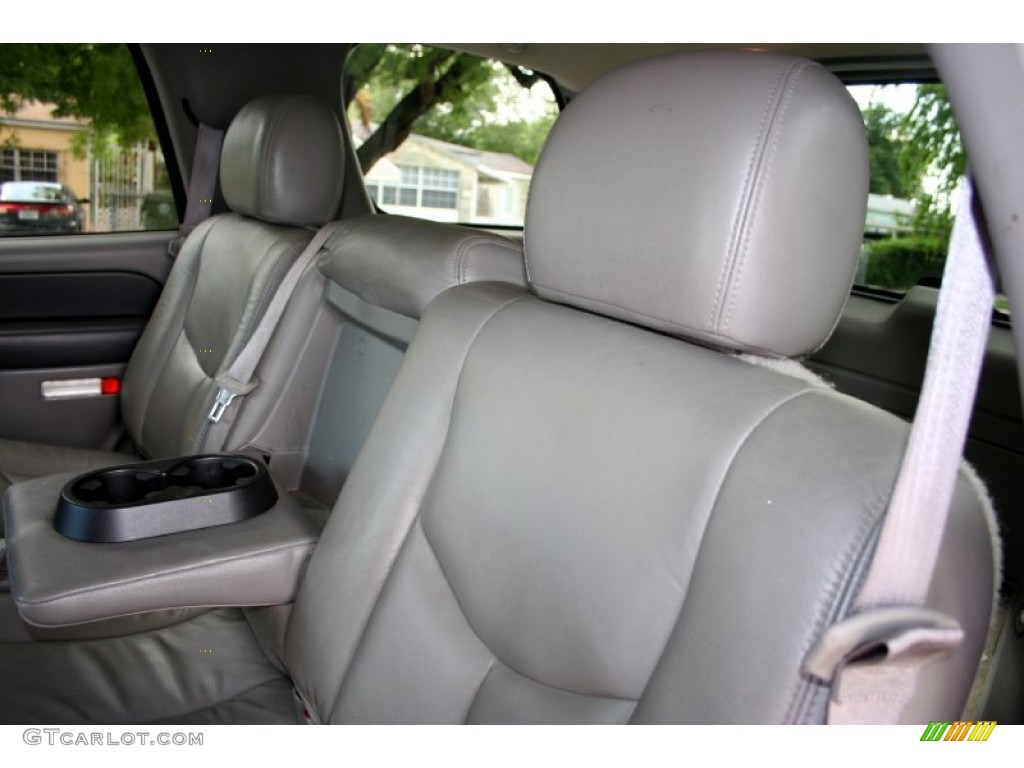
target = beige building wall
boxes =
[364,137,533,225]
[1,102,89,200]
[3,124,89,200]
[367,141,473,223]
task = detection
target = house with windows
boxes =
[360,133,533,227]
[1,101,165,233]
[0,101,88,199]
[854,193,920,285]
[864,193,916,239]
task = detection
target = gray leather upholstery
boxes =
[220,93,344,227]
[218,214,526,495]
[284,52,993,723]
[211,252,339,487]
[319,214,526,320]
[0,93,345,523]
[122,94,344,458]
[526,52,868,358]
[219,214,524,494]
[119,217,313,457]
[0,52,997,725]
[0,213,523,624]
[0,608,295,724]
[0,440,132,499]
[286,284,994,723]
[5,472,319,629]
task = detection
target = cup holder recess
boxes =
[54,454,277,542]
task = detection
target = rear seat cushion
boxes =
[0,440,134,535]
[0,440,132,499]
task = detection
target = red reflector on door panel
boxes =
[101,377,121,395]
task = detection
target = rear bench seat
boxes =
[0,213,525,648]
[0,91,345,595]
[0,93,345,515]
[0,93,522,522]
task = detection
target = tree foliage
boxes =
[863,235,947,290]
[1,42,555,177]
[902,85,964,197]
[859,85,964,248]
[0,44,154,150]
[346,45,495,172]
[14,44,962,214]
[901,84,964,242]
[454,116,556,166]
[863,103,922,199]
[345,44,556,172]
[856,85,965,290]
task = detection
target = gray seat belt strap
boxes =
[803,179,995,723]
[168,123,224,258]
[202,220,341,452]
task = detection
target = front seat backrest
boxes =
[120,93,344,459]
[283,52,998,723]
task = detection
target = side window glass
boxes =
[849,84,964,294]
[344,44,558,227]
[0,44,177,237]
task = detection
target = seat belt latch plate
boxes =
[208,387,238,423]
[802,606,963,685]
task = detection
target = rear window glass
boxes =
[0,43,178,236]
[344,44,558,228]
[848,83,963,294]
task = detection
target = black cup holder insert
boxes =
[55,454,277,542]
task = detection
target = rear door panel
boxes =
[0,232,174,449]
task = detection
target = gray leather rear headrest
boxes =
[221,93,344,227]
[525,52,869,358]
[319,214,525,320]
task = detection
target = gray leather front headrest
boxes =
[525,52,869,358]
[319,215,525,320]
[221,93,344,227]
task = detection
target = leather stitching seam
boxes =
[722,61,811,333]
[709,60,790,334]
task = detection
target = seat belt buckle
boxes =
[208,387,238,423]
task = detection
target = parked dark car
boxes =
[0,181,86,235]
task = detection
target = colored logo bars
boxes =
[920,721,997,741]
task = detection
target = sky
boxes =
[849,84,919,115]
